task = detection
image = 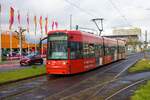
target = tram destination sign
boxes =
[48,35,68,41]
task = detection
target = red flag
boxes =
[9,7,14,30]
[17,10,21,25]
[34,16,37,35]
[27,13,29,32]
[45,17,48,34]
[52,21,55,30]
[39,16,42,33]
[55,21,58,29]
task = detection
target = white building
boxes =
[104,27,142,53]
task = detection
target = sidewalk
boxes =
[0,58,46,72]
[0,60,20,69]
[0,60,19,65]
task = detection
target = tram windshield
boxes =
[47,34,68,60]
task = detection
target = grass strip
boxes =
[131,80,150,100]
[128,59,150,73]
[0,65,46,84]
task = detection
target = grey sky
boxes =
[1,0,150,41]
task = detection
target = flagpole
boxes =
[27,31,30,55]
[40,16,43,55]
[41,30,43,55]
[35,31,36,53]
[18,11,22,59]
[34,16,37,53]
[27,29,30,55]
[28,40,30,54]
[0,5,2,62]
[9,7,14,60]
[19,27,22,59]
[27,12,30,54]
[34,24,36,53]
[10,29,12,60]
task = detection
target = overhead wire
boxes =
[64,0,98,17]
[64,0,104,33]
[64,0,133,29]
[108,0,132,27]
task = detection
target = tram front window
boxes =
[48,40,68,60]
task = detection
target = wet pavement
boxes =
[0,60,20,72]
[0,53,149,100]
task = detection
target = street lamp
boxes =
[15,27,26,58]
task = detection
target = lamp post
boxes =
[15,27,26,59]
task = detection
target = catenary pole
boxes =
[70,14,72,30]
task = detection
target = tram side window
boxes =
[118,46,124,53]
[70,42,82,59]
[114,46,118,54]
[99,45,103,56]
[105,46,110,55]
[95,45,99,57]
[89,44,95,57]
[110,46,113,55]
[119,46,122,53]
[118,46,120,53]
[122,46,125,53]
[83,43,95,58]
[110,46,116,55]
[120,46,125,53]
[83,43,88,58]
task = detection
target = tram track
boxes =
[85,56,140,100]
[0,57,125,99]
[47,61,127,99]
[0,53,143,100]
[0,75,63,99]
[61,75,148,100]
[104,79,146,100]
[46,53,143,100]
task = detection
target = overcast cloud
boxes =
[1,0,150,41]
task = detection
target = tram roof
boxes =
[48,30,125,45]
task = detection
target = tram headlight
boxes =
[47,62,51,64]
[62,61,67,65]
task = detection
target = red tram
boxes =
[46,30,126,75]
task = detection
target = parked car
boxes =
[20,53,43,66]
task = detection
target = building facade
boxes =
[1,31,37,55]
[104,27,142,53]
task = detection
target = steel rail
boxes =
[86,55,141,100]
[0,76,61,99]
[0,53,142,99]
[48,54,142,100]
[105,79,146,100]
